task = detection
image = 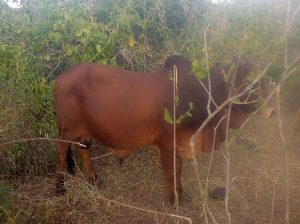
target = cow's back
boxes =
[54,63,171,149]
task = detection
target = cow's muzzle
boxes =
[259,107,275,120]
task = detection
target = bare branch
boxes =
[203,114,227,224]
[203,25,212,115]
[197,79,218,108]
[275,85,289,224]
[189,62,272,206]
[91,153,113,160]
[224,92,233,224]
[95,195,193,224]
[0,137,86,148]
[173,65,179,211]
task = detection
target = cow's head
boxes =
[164,55,275,159]
[218,57,275,128]
[190,57,275,157]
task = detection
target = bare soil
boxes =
[9,103,300,223]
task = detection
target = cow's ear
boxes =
[232,55,254,75]
[232,54,249,67]
[214,62,222,68]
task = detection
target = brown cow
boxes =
[54,55,273,203]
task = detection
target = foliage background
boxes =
[0,0,298,177]
[0,0,299,222]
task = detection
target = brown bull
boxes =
[54,55,273,203]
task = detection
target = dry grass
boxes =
[6,101,300,223]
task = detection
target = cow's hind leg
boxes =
[55,140,71,194]
[66,148,76,175]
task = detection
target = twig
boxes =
[203,115,227,224]
[172,65,179,212]
[189,62,272,203]
[69,174,192,224]
[96,195,193,224]
[224,94,233,224]
[270,181,276,224]
[203,25,212,115]
[0,16,21,28]
[0,137,86,148]
[240,65,297,130]
[276,85,290,224]
[192,62,272,141]
[46,61,61,81]
[197,79,218,108]
[206,206,219,224]
[285,2,300,36]
[91,153,113,160]
[279,1,300,222]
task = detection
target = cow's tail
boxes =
[66,148,76,175]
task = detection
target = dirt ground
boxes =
[9,100,300,224]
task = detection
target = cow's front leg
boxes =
[158,146,182,204]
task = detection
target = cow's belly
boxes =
[85,117,160,150]
[83,94,164,149]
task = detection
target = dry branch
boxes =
[0,137,86,148]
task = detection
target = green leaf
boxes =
[192,60,207,80]
[164,108,174,124]
[96,44,102,53]
[128,36,135,47]
[186,112,192,117]
[44,55,50,62]
[75,29,82,38]
[48,32,62,41]
[99,58,109,65]
[63,44,73,56]
[176,115,184,124]
[195,70,207,80]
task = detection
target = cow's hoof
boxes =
[96,178,103,188]
[162,194,176,207]
[178,192,191,206]
[55,186,66,196]
[236,138,256,150]
[162,192,189,207]
[89,177,103,189]
[209,187,226,200]
[66,167,76,175]
[118,157,124,166]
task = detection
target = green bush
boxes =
[0,0,298,177]
[0,181,13,223]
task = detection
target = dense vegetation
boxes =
[0,0,299,222]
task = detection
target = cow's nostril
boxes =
[271,109,276,116]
